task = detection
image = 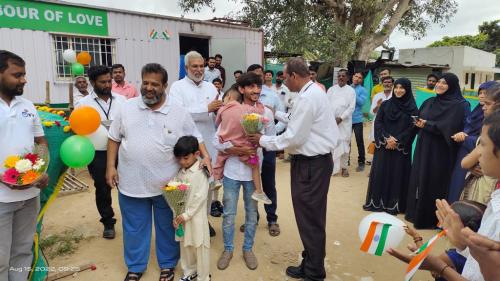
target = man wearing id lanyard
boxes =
[75,65,126,239]
[248,57,339,281]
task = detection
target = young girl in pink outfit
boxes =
[213,85,271,204]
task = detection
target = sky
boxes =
[64,0,500,50]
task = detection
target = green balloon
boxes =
[71,63,85,76]
[60,135,95,168]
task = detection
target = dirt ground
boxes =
[42,129,446,281]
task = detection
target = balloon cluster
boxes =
[60,107,108,168]
[62,49,92,76]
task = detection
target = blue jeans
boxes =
[222,176,257,252]
[118,192,179,273]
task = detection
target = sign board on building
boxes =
[0,0,108,36]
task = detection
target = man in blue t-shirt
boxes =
[351,72,368,172]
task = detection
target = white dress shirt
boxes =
[169,77,219,162]
[0,96,44,202]
[108,97,203,198]
[369,91,392,141]
[75,91,126,150]
[213,107,275,181]
[259,81,339,156]
[460,188,500,281]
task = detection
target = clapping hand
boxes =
[435,199,466,250]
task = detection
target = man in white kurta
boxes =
[369,76,393,141]
[169,51,224,218]
[175,159,210,281]
[327,70,356,176]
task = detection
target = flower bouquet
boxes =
[162,181,190,238]
[241,113,269,165]
[1,145,49,189]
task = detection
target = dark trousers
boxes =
[352,122,365,165]
[261,150,278,224]
[291,153,333,281]
[87,151,116,227]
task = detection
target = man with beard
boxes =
[106,63,211,281]
[0,50,50,281]
[75,65,126,239]
[169,51,224,225]
[426,73,438,90]
[215,54,226,87]
[203,56,222,84]
[73,76,89,104]
[111,64,139,99]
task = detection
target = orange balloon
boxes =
[76,51,92,65]
[69,106,101,135]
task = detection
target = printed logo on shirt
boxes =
[21,109,35,118]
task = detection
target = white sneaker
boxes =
[252,192,272,204]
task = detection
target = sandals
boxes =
[268,223,281,236]
[159,268,175,281]
[124,272,143,281]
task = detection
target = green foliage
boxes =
[40,230,87,259]
[178,0,458,64]
[428,34,488,49]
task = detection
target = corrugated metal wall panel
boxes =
[1,6,263,103]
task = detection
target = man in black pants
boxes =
[75,65,126,239]
[249,57,339,281]
[351,72,368,172]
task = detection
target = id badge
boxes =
[101,120,112,130]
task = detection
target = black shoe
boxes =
[210,201,223,217]
[103,225,115,239]
[209,223,216,237]
[356,164,365,172]
[286,265,305,279]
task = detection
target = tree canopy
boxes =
[179,0,458,65]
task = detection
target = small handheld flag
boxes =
[405,230,446,281]
[360,221,392,256]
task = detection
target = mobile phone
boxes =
[411,115,419,122]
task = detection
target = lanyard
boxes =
[94,96,113,120]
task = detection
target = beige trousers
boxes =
[180,245,210,281]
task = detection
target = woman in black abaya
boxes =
[363,78,418,215]
[405,73,470,229]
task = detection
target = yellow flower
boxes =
[63,126,71,133]
[42,121,54,127]
[4,155,20,168]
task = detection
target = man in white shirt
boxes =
[73,76,89,105]
[369,76,393,142]
[203,56,221,84]
[215,72,276,271]
[274,71,288,105]
[106,63,211,281]
[248,57,339,281]
[169,50,224,225]
[75,65,126,239]
[0,50,49,281]
[327,69,356,177]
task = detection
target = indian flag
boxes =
[405,230,446,281]
[360,221,392,256]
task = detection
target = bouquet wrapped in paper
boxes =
[241,113,269,165]
[1,145,49,189]
[162,181,190,237]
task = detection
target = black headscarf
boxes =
[425,73,467,120]
[386,78,418,120]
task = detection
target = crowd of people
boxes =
[1,47,499,281]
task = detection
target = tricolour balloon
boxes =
[76,51,92,65]
[69,106,101,135]
[60,135,95,168]
[86,125,108,151]
[358,212,406,255]
[71,63,84,76]
[62,49,77,63]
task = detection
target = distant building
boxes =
[395,46,499,91]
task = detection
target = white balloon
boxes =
[358,212,406,255]
[86,126,108,151]
[62,49,77,63]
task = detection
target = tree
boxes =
[428,19,500,66]
[178,0,458,65]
